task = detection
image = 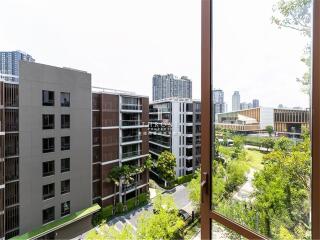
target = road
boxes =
[107,184,191,232]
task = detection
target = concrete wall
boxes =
[19,62,92,234]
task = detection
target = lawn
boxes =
[245,149,265,170]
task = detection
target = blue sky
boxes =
[1,0,310,108]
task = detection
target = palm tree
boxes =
[106,166,122,214]
[121,165,135,210]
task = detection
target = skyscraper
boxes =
[252,99,260,108]
[240,102,249,110]
[152,74,192,101]
[232,91,240,111]
[212,89,226,118]
[0,51,35,82]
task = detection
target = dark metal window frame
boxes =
[42,161,55,177]
[42,206,55,224]
[61,136,70,151]
[200,0,320,239]
[42,114,55,130]
[61,114,70,129]
[42,90,55,106]
[61,158,70,173]
[61,179,70,195]
[60,92,70,107]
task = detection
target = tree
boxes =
[187,170,201,212]
[157,151,176,186]
[106,166,122,214]
[272,0,312,95]
[265,125,274,137]
[137,195,184,240]
[261,138,275,151]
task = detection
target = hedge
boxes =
[92,193,150,226]
[175,173,195,185]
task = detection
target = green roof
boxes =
[12,204,101,240]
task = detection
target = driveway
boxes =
[106,184,191,232]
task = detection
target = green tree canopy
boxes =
[157,151,176,183]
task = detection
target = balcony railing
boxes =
[122,120,143,126]
[122,150,142,159]
[121,104,142,111]
[121,135,142,143]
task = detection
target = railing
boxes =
[122,104,142,110]
[149,139,170,146]
[122,150,142,159]
[121,135,142,143]
[122,120,143,126]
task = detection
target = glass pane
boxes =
[211,0,312,238]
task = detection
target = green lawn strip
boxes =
[13,204,101,240]
[245,149,265,170]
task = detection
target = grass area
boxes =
[245,149,265,170]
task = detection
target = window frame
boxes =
[61,179,70,195]
[200,0,320,239]
[42,161,55,177]
[61,136,70,151]
[60,92,70,107]
[42,206,55,224]
[42,138,55,153]
[42,114,55,130]
[61,114,70,129]
[42,183,55,200]
[61,158,70,173]
[42,90,54,106]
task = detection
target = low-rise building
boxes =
[216,107,309,134]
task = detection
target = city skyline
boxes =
[1,0,310,109]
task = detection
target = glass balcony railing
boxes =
[122,150,142,159]
[121,120,143,126]
[121,104,142,111]
[121,135,142,143]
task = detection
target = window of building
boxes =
[43,183,54,200]
[43,161,55,177]
[60,92,70,107]
[61,114,70,129]
[43,138,55,153]
[42,114,55,130]
[43,206,55,224]
[61,180,70,194]
[42,90,54,106]
[61,158,70,173]
[61,201,70,217]
[61,136,70,150]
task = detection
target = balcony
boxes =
[121,135,142,144]
[121,120,143,127]
[121,104,142,112]
[122,150,142,159]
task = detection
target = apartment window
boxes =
[42,90,54,106]
[61,136,70,151]
[43,161,55,177]
[43,207,55,224]
[43,138,55,153]
[61,158,70,173]
[42,114,55,129]
[61,201,70,217]
[61,114,70,129]
[61,180,70,194]
[43,183,54,200]
[60,92,70,107]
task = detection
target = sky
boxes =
[1,0,310,108]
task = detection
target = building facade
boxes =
[212,89,226,120]
[232,91,240,111]
[149,98,201,178]
[216,107,309,134]
[0,51,35,82]
[15,62,94,238]
[152,74,192,101]
[92,88,149,207]
[252,99,260,108]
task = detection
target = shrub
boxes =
[92,205,113,226]
[115,202,124,214]
[176,174,194,185]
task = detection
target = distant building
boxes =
[248,102,253,109]
[0,51,35,82]
[278,104,284,109]
[149,98,201,178]
[216,107,309,134]
[152,74,192,101]
[212,89,226,119]
[232,91,240,111]
[240,102,249,110]
[252,99,260,108]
